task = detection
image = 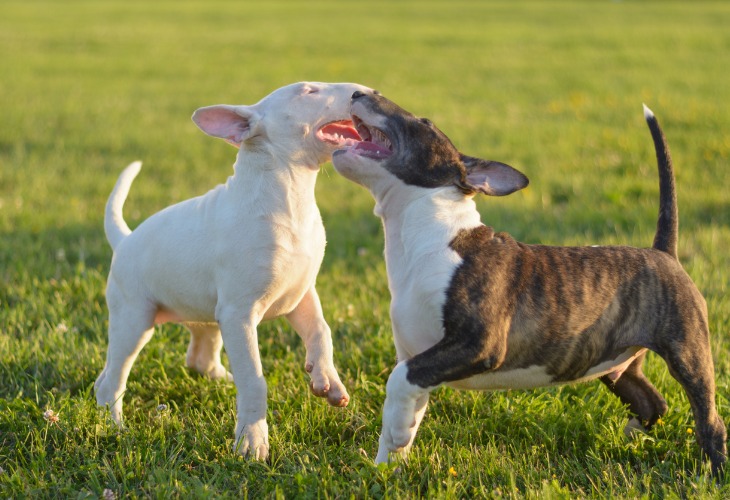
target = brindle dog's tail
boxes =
[644,104,678,259]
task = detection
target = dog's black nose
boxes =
[352,90,367,99]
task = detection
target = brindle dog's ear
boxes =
[457,155,529,196]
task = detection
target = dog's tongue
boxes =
[318,121,361,142]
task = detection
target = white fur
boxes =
[95,82,371,461]
[335,150,480,360]
[381,184,482,361]
[643,103,654,121]
[447,346,646,391]
[375,361,429,463]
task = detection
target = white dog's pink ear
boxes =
[460,155,529,196]
[192,105,262,147]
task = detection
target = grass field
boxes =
[1,0,730,497]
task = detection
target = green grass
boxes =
[1,0,730,497]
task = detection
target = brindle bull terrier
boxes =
[332,90,726,476]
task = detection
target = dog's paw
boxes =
[374,362,426,462]
[94,376,125,426]
[207,364,234,382]
[623,417,648,439]
[375,427,412,465]
[375,445,391,465]
[383,408,418,451]
[377,405,418,461]
[305,362,350,407]
[233,420,269,461]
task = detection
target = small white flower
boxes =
[156,404,168,412]
[55,322,69,334]
[43,409,60,424]
[103,488,116,500]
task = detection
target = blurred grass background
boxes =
[1,1,729,497]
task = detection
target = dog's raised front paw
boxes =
[233,420,269,461]
[305,362,350,407]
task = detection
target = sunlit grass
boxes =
[1,0,729,497]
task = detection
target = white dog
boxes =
[95,82,369,460]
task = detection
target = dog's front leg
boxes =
[375,361,431,464]
[217,307,269,460]
[286,287,349,407]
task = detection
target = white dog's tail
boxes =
[105,161,142,251]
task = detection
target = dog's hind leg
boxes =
[286,286,349,407]
[660,333,727,476]
[95,292,156,425]
[600,350,668,435]
[216,304,269,461]
[185,323,233,381]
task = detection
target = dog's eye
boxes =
[304,87,320,95]
[420,118,432,126]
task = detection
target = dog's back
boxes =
[429,227,705,387]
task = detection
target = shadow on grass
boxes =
[0,223,111,281]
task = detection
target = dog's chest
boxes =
[388,248,460,359]
[383,204,478,359]
[258,214,326,319]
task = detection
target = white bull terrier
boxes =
[95,81,369,460]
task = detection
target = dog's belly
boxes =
[446,346,646,391]
[133,216,324,325]
[151,261,316,325]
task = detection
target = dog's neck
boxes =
[371,180,482,274]
[224,147,322,219]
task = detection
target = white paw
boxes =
[305,362,349,407]
[374,362,425,463]
[375,445,391,464]
[94,377,124,425]
[375,428,412,464]
[383,406,418,450]
[623,417,647,439]
[233,420,269,461]
[207,364,234,382]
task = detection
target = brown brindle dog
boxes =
[332,90,726,476]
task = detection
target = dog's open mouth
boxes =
[316,120,362,147]
[346,115,394,160]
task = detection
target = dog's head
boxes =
[192,82,371,167]
[332,91,528,198]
